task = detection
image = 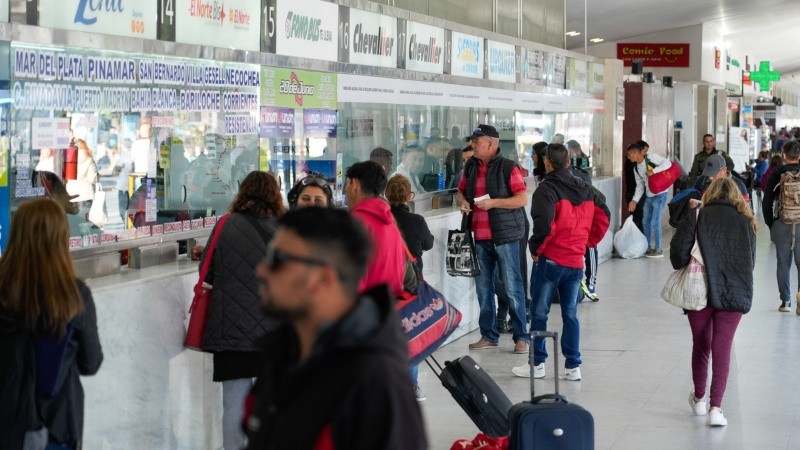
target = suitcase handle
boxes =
[425,355,445,379]
[529,330,560,400]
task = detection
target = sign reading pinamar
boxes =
[261,67,337,110]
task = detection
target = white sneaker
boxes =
[688,392,707,416]
[560,367,581,381]
[512,363,545,379]
[708,407,727,426]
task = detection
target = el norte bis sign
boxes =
[617,43,690,67]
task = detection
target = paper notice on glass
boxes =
[145,198,157,223]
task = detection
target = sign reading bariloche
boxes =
[276,0,339,62]
[12,46,260,114]
[37,0,158,40]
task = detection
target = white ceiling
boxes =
[565,0,800,84]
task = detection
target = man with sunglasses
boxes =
[456,124,530,354]
[246,208,426,450]
[345,161,407,297]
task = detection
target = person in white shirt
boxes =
[131,122,152,176]
[390,147,425,193]
[626,140,672,258]
[35,148,56,173]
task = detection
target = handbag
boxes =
[184,214,230,351]
[446,213,481,277]
[396,280,462,366]
[647,159,682,193]
[661,210,707,310]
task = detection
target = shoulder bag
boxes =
[184,214,230,351]
[646,158,682,193]
[446,213,480,277]
[661,210,707,310]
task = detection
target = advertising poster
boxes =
[303,109,337,137]
[728,127,753,171]
[519,48,547,87]
[259,106,295,138]
[486,40,516,83]
[401,21,444,74]
[175,0,260,51]
[31,118,71,149]
[261,67,337,109]
[547,53,567,89]
[448,31,483,79]
[339,8,397,68]
[38,0,157,39]
[276,0,338,62]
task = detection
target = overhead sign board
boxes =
[486,40,516,83]
[567,58,588,92]
[447,31,483,79]
[38,0,158,40]
[616,43,690,67]
[339,8,397,68]
[276,0,338,62]
[261,67,337,109]
[519,48,547,87]
[174,0,260,51]
[400,20,444,74]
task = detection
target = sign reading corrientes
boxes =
[616,43,690,67]
[38,0,158,40]
[260,67,337,109]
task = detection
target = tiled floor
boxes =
[421,218,800,449]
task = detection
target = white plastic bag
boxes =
[613,216,648,259]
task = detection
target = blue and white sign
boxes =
[519,48,547,86]
[38,0,157,40]
[487,40,516,83]
[276,0,339,62]
[449,32,483,79]
[403,21,444,74]
[176,0,261,51]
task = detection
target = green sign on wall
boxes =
[260,67,338,110]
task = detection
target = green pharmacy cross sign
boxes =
[750,61,780,92]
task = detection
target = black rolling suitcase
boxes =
[426,355,512,438]
[508,331,594,449]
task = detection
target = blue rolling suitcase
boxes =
[508,331,594,449]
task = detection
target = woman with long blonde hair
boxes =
[0,198,103,449]
[670,177,756,427]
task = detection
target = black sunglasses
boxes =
[300,176,328,188]
[265,246,329,271]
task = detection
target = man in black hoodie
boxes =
[245,208,426,450]
[762,140,800,313]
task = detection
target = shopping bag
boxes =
[446,214,480,277]
[613,216,648,259]
[661,213,707,310]
[396,280,462,366]
[648,161,681,193]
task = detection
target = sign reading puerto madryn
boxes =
[276,0,339,62]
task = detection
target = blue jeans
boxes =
[771,221,800,302]
[643,192,668,251]
[529,257,583,368]
[409,365,419,386]
[475,240,529,344]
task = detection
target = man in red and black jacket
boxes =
[512,143,610,382]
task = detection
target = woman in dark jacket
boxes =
[199,171,284,450]
[386,174,434,272]
[0,198,103,449]
[670,177,756,428]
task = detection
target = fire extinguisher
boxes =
[63,145,78,180]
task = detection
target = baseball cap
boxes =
[465,124,500,141]
[701,153,726,178]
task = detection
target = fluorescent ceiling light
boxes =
[590,38,604,43]
[566,31,581,37]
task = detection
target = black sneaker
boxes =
[779,301,791,312]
